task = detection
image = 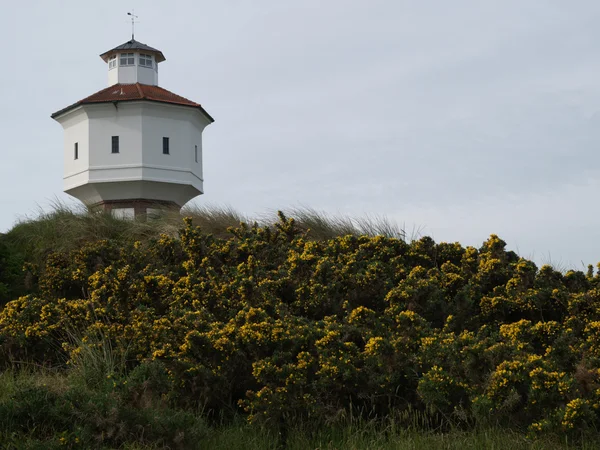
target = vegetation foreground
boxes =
[1,205,600,448]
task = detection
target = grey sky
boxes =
[2,0,600,268]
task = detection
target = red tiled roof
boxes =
[51,83,214,122]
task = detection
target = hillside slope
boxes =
[1,208,600,445]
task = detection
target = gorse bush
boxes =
[0,203,401,308]
[2,209,600,441]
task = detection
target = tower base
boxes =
[92,199,180,219]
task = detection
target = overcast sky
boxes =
[2,1,600,268]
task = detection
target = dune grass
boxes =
[1,202,408,267]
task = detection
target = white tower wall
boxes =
[57,102,210,208]
[62,108,90,188]
[141,103,205,186]
[87,103,144,168]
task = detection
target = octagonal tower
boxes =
[51,38,214,218]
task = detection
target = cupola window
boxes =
[108,55,117,70]
[139,54,153,68]
[120,53,135,66]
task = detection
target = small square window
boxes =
[120,53,135,66]
[163,137,170,155]
[112,136,119,153]
[74,142,79,160]
[139,53,153,68]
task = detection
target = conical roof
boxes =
[100,39,166,63]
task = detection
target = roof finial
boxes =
[127,10,139,40]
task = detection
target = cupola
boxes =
[100,39,166,86]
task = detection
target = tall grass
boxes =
[65,328,130,389]
[1,202,410,267]
[281,207,407,241]
[0,332,209,448]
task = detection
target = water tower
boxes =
[51,34,214,218]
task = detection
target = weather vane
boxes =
[127,10,139,40]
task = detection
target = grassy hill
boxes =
[0,205,599,448]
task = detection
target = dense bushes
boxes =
[1,212,600,439]
[0,237,23,306]
[0,361,209,449]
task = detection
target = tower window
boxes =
[112,136,119,153]
[195,145,198,163]
[139,54,153,68]
[74,142,79,160]
[108,55,117,69]
[120,53,135,66]
[163,137,170,155]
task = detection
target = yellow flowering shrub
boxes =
[2,214,600,433]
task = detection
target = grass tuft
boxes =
[2,203,410,270]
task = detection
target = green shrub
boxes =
[2,209,600,439]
